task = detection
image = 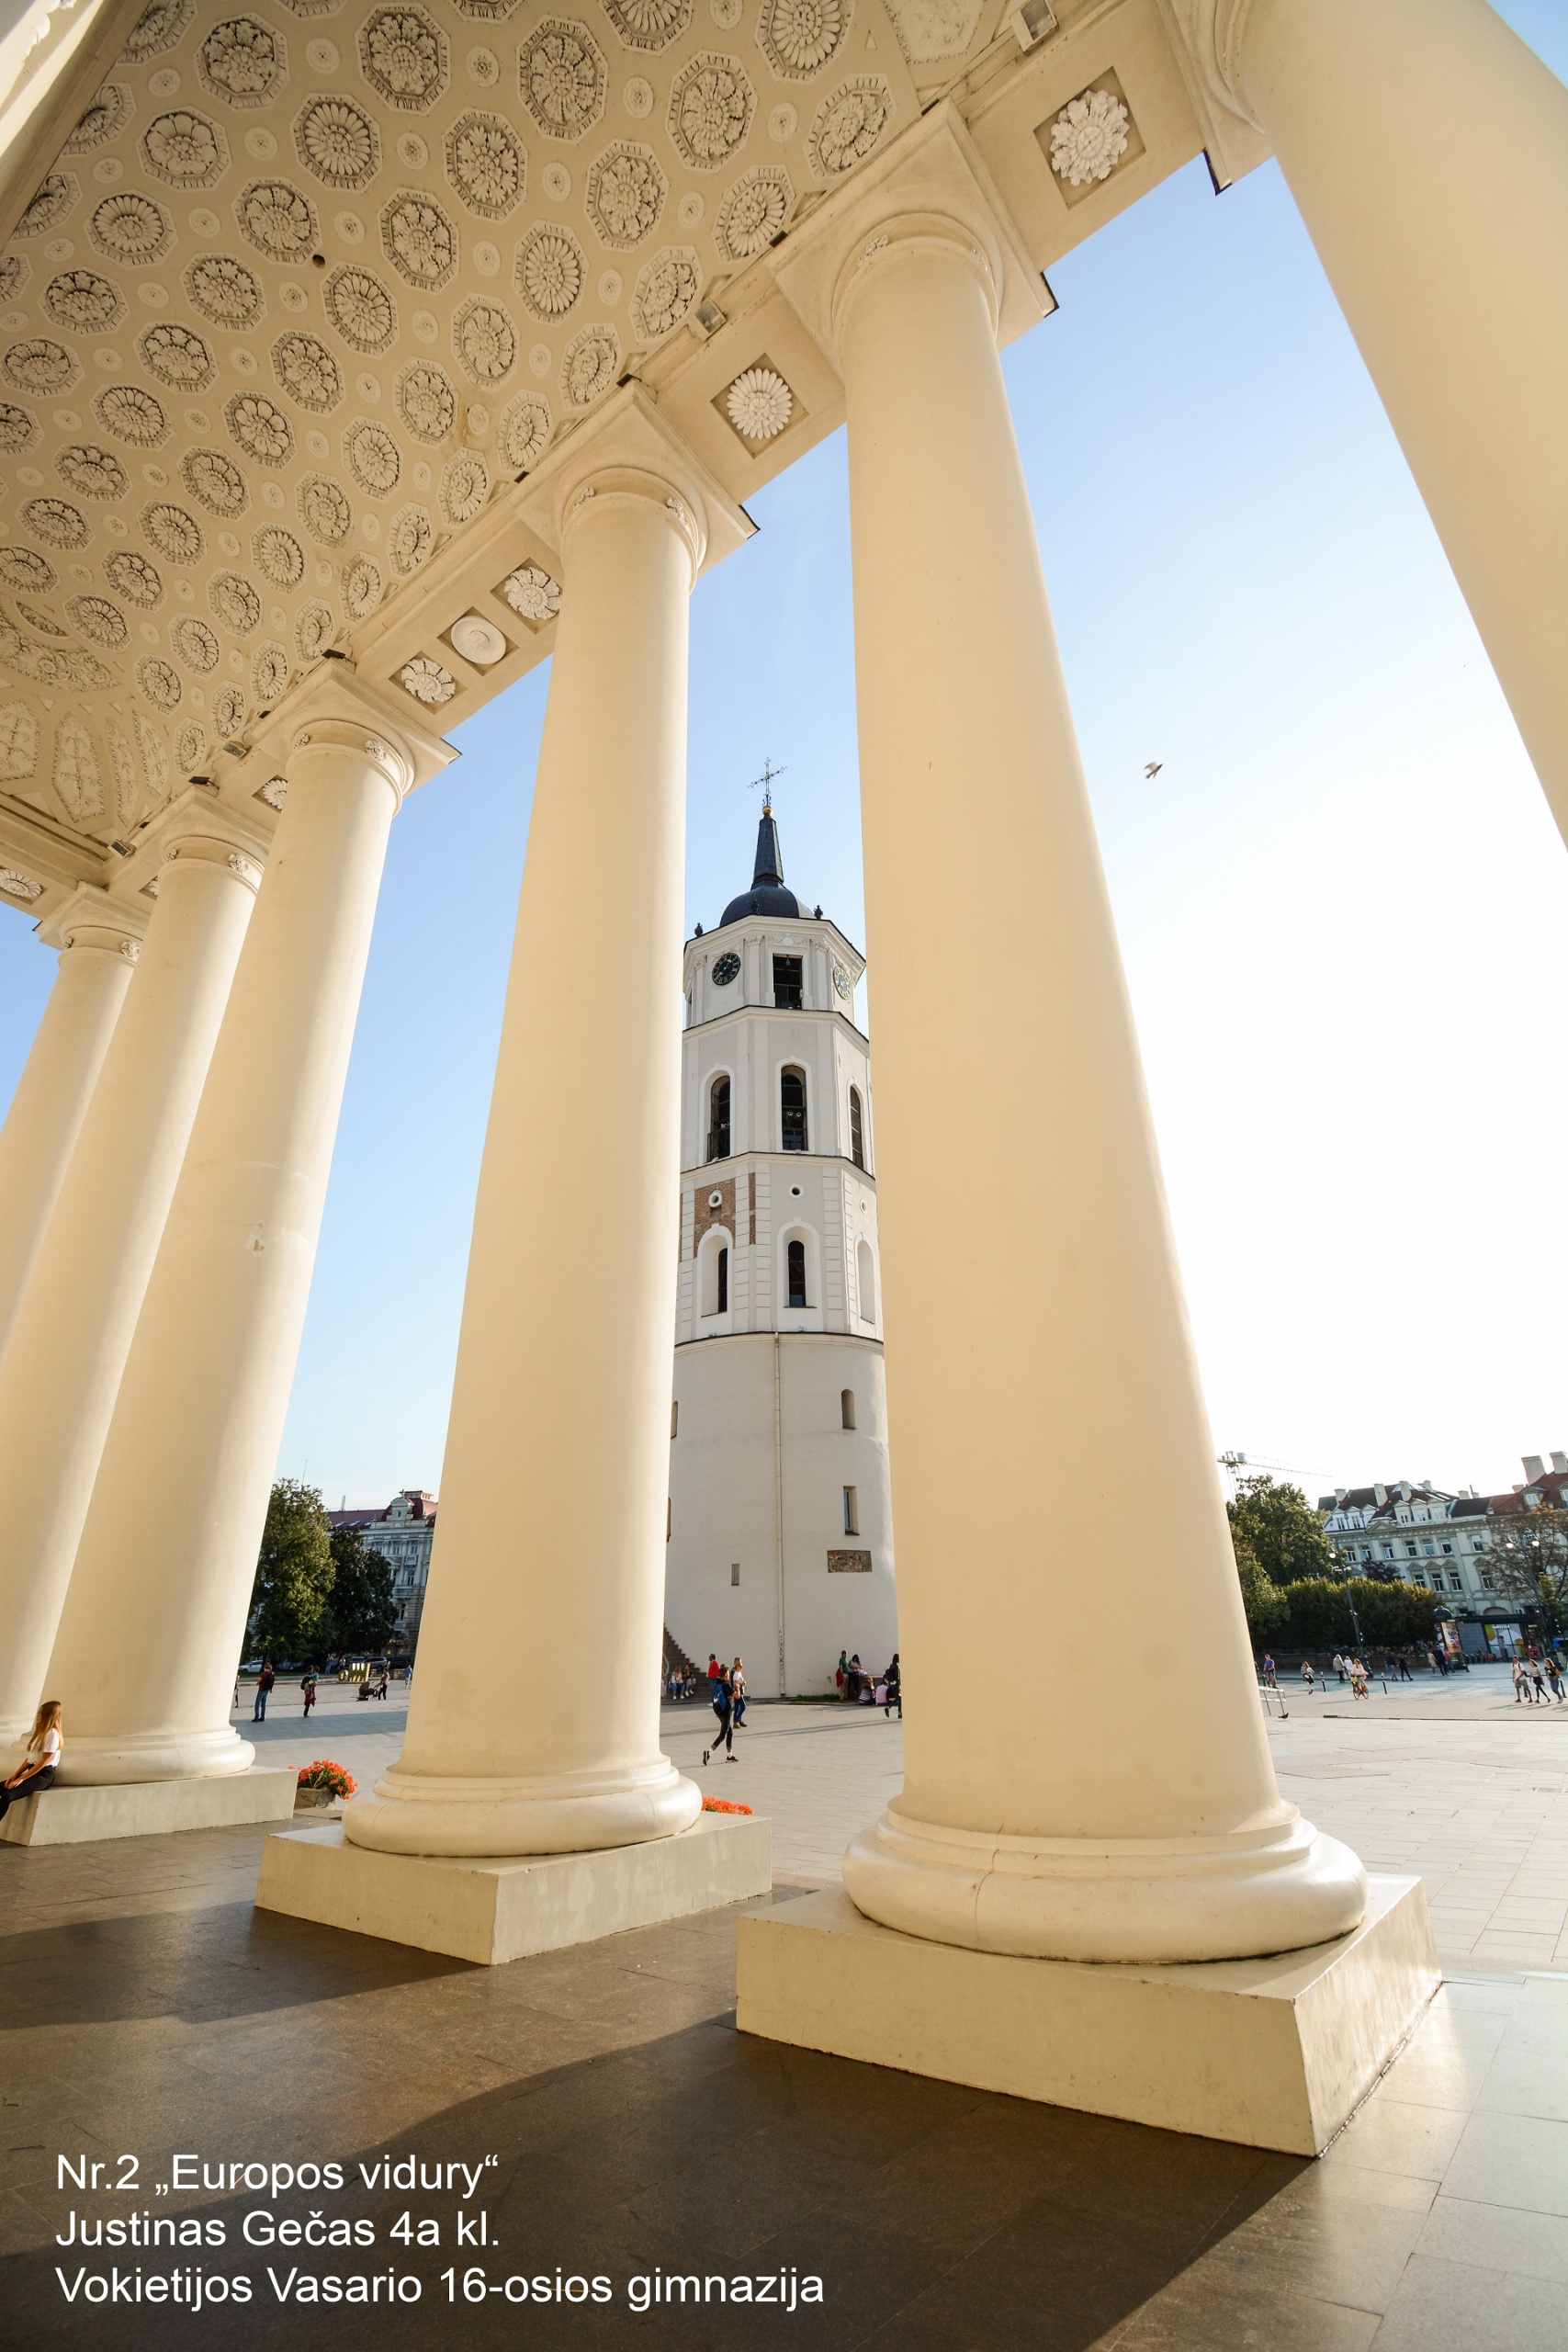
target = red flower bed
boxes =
[297,1758,356,1798]
[701,1796,753,1815]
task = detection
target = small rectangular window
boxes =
[843,1485,858,1536]
[840,1388,855,1430]
[773,954,803,1009]
[730,1562,739,1588]
[671,1399,678,1439]
[716,1245,728,1313]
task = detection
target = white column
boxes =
[833,214,1364,1962]
[0,914,137,1360]
[346,461,704,1858]
[46,712,412,1782]
[1201,0,1568,830]
[0,826,261,1748]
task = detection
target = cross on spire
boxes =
[748,757,785,814]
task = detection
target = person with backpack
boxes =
[704,1665,737,1766]
[730,1657,748,1730]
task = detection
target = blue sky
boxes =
[3,2,1564,1509]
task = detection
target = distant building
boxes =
[1320,1451,1568,1617]
[328,1489,437,1651]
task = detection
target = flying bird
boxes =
[1144,762,1163,779]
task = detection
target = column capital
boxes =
[240,664,454,806]
[37,886,147,960]
[134,783,274,893]
[773,103,1048,369]
[515,383,751,585]
[1153,0,1273,184]
[287,713,416,808]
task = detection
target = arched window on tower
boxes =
[781,1066,807,1152]
[857,1238,876,1324]
[787,1238,807,1308]
[849,1086,865,1170]
[716,1246,728,1313]
[840,1388,856,1430]
[707,1074,730,1162]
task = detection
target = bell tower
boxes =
[666,801,897,1698]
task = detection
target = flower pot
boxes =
[295,1786,336,1812]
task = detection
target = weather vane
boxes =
[748,757,785,814]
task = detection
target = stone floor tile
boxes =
[1367,2253,1566,2352]
[1439,2111,1568,2216]
[1415,2196,1568,2284]
[1322,2098,1471,2184]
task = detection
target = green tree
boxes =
[1226,1471,1336,1587]
[248,1480,333,1663]
[325,1522,397,1657]
[1486,1507,1568,1634]
[1235,1536,1289,1641]
[1279,1577,1438,1652]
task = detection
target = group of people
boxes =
[1513,1652,1564,1703]
[836,1651,901,1716]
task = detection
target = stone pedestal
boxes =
[737,1875,1438,2156]
[258,1810,773,1965]
[0,1768,295,1847]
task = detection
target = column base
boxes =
[344,1760,701,1856]
[0,1768,296,1847]
[736,1874,1438,2156]
[256,1808,773,1965]
[51,1725,255,1783]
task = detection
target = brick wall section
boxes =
[689,1175,735,1258]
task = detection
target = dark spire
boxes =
[752,802,784,889]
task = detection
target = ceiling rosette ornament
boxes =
[67,85,134,153]
[253,641,290,701]
[297,475,352,545]
[400,653,455,704]
[171,616,220,671]
[140,322,215,391]
[209,571,262,630]
[104,549,163,605]
[197,17,288,108]
[295,600,334,662]
[1048,88,1130,187]
[445,111,525,218]
[17,175,79,237]
[389,503,434,573]
[226,390,294,465]
[96,384,170,446]
[294,95,381,189]
[237,179,321,263]
[142,502,204,561]
[560,322,618,407]
[499,389,551,469]
[440,450,488,523]
[518,19,606,141]
[0,256,28,303]
[56,443,130,500]
[181,447,250,517]
[5,339,78,394]
[174,720,208,773]
[380,191,459,288]
[253,522,306,582]
[601,0,692,52]
[186,253,265,328]
[0,401,38,453]
[142,109,229,188]
[342,552,382,618]
[359,7,450,111]
[324,264,397,351]
[121,0,195,64]
[806,75,892,176]
[726,364,792,440]
[501,561,559,622]
[759,0,852,82]
[714,164,791,261]
[396,360,456,441]
[0,548,54,591]
[585,142,666,249]
[21,497,89,548]
[344,417,401,493]
[668,53,754,169]
[453,296,516,380]
[632,246,698,339]
[272,330,343,411]
[66,595,129,648]
[137,654,182,708]
[44,269,126,334]
[515,220,583,319]
[90,189,173,265]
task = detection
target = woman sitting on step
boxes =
[0,1699,62,1819]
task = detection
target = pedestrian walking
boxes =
[884,1654,902,1718]
[836,1650,849,1701]
[1512,1659,1535,1705]
[707,1653,723,1704]
[1349,1658,1369,1700]
[1262,1654,1277,1690]
[253,1660,276,1721]
[1529,1658,1549,1704]
[703,1666,737,1765]
[1544,1656,1564,1702]
[301,1672,318,1719]
[730,1658,747,1729]
[1395,1652,1413,1682]
[0,1699,62,1821]
[1332,1652,1346,1684]
[1301,1661,1315,1694]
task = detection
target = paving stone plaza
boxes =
[4,1679,1566,2349]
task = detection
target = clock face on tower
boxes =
[711,952,741,987]
[832,965,853,998]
